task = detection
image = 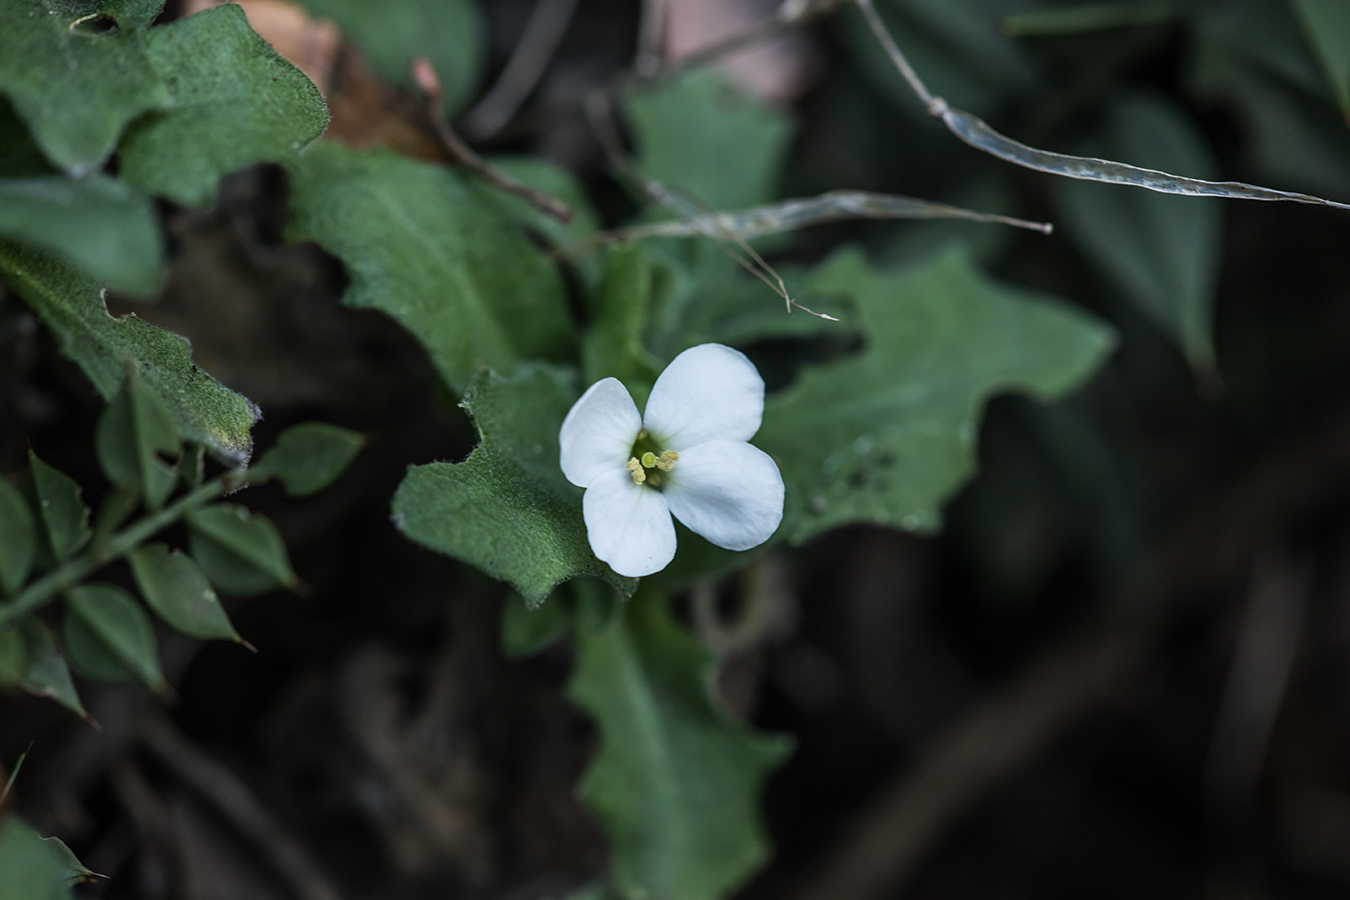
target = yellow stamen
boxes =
[655,450,679,471]
[626,457,645,485]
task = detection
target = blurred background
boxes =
[4,0,1350,897]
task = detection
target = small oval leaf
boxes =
[0,625,26,686]
[16,619,86,718]
[129,544,239,641]
[28,453,91,561]
[0,478,36,594]
[186,505,296,596]
[96,371,181,510]
[250,423,365,497]
[64,584,164,690]
[62,610,137,685]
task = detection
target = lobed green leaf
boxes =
[759,248,1116,544]
[0,241,259,464]
[392,365,636,605]
[568,591,790,900]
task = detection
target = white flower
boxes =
[559,343,785,577]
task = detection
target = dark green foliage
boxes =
[250,422,365,497]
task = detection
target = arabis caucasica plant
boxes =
[559,343,785,577]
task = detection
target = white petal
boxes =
[559,378,642,488]
[643,343,764,451]
[663,440,784,551]
[583,466,677,577]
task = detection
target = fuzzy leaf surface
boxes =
[393,365,636,605]
[759,248,1116,544]
[287,143,574,394]
[568,592,790,900]
[0,241,258,464]
[0,1,167,174]
[118,4,329,206]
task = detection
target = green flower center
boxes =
[627,429,679,488]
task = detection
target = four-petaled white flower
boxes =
[559,343,785,577]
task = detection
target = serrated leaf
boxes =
[1054,93,1222,369]
[250,422,364,497]
[0,1,168,175]
[17,619,86,717]
[296,0,482,115]
[62,609,136,685]
[129,543,238,641]
[0,478,36,594]
[96,370,181,509]
[0,626,26,685]
[187,504,296,596]
[0,175,162,297]
[65,583,164,689]
[568,591,790,900]
[0,240,259,464]
[286,142,575,394]
[392,365,636,605]
[118,4,329,207]
[759,247,1116,544]
[28,453,91,561]
[0,819,76,900]
[1290,0,1350,114]
[627,70,792,210]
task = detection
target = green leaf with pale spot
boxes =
[45,0,165,31]
[0,1,168,175]
[627,70,792,210]
[65,583,165,690]
[0,175,162,297]
[28,453,91,561]
[568,590,790,900]
[759,247,1116,544]
[393,365,636,605]
[129,543,238,641]
[296,0,482,115]
[0,241,259,464]
[287,142,575,394]
[1290,0,1350,113]
[118,4,330,207]
[1054,93,1222,369]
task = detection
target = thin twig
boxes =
[853,0,938,111]
[462,0,580,140]
[634,0,669,77]
[412,58,574,224]
[139,716,345,900]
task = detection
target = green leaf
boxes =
[0,626,26,685]
[0,478,36,594]
[16,619,86,717]
[626,71,792,210]
[286,142,575,394]
[501,590,569,659]
[118,4,330,207]
[1290,0,1350,114]
[1054,93,1222,369]
[28,452,91,561]
[296,0,482,115]
[568,591,790,900]
[129,543,239,641]
[759,247,1116,544]
[96,369,181,509]
[65,583,165,689]
[250,422,365,497]
[0,1,168,175]
[187,504,296,596]
[40,834,97,885]
[392,364,636,605]
[62,608,136,685]
[0,819,76,900]
[0,175,162,296]
[583,244,662,392]
[0,240,259,464]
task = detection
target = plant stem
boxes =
[0,477,235,628]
